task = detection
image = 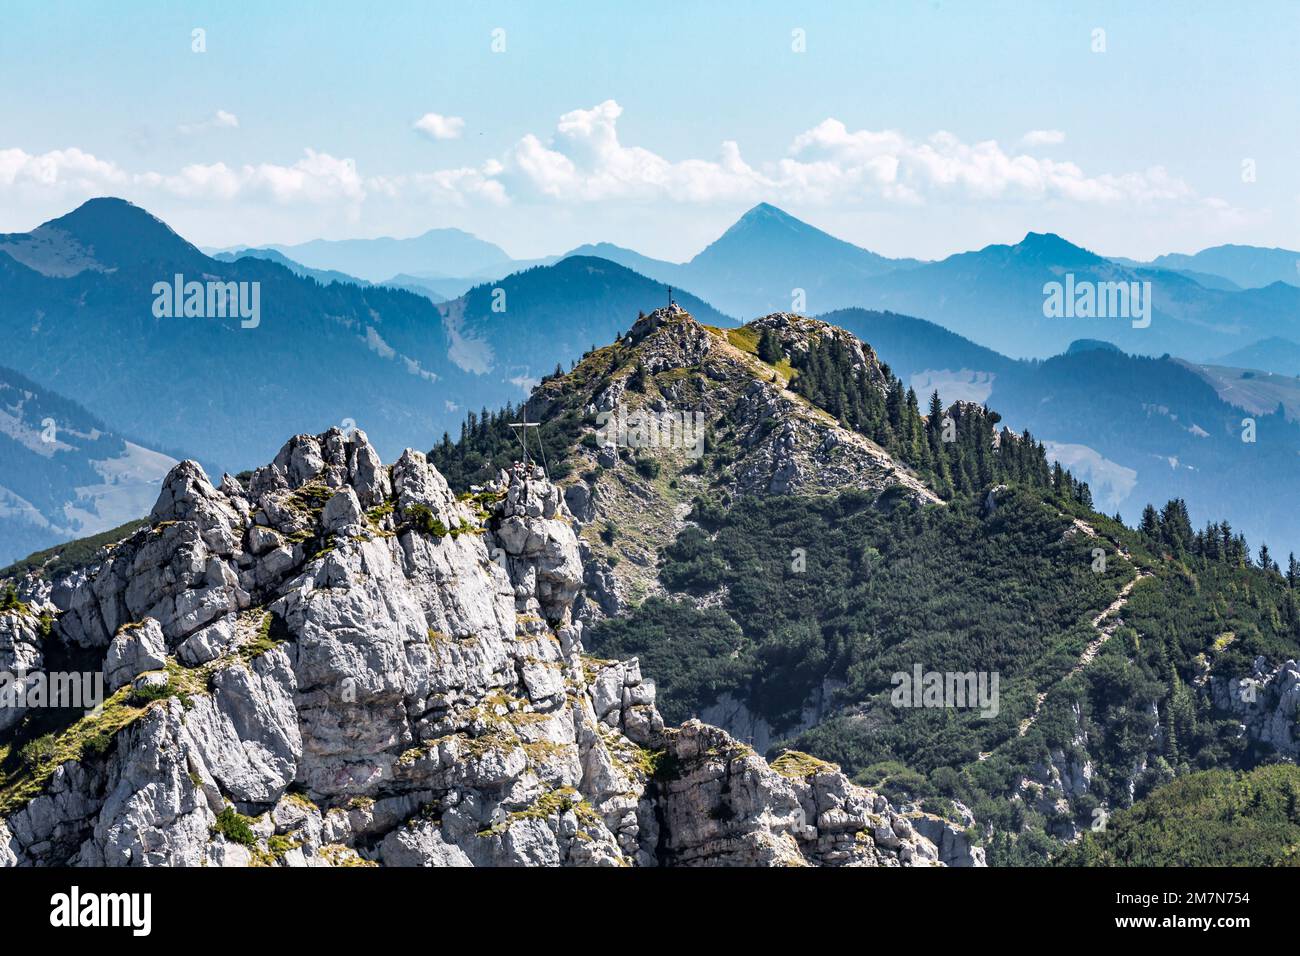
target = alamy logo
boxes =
[891,664,1000,718]
[1,669,104,713]
[594,404,706,458]
[50,886,151,936]
[152,274,260,328]
[1042,273,1151,328]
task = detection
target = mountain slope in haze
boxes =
[1213,336,1300,376]
[1107,258,1244,291]
[0,199,496,472]
[0,367,176,566]
[827,307,1300,555]
[259,228,513,283]
[439,256,735,392]
[1191,361,1300,422]
[211,247,370,288]
[429,304,1300,865]
[560,242,680,283]
[841,233,1300,361]
[377,273,450,303]
[1142,244,1300,290]
[1163,269,1243,292]
[988,346,1300,541]
[217,227,514,283]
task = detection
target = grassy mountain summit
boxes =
[432,304,1072,613]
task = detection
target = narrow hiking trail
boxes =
[1015,569,1153,738]
[976,567,1153,760]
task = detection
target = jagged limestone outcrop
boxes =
[1212,656,1300,760]
[0,429,980,867]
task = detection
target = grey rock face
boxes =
[175,614,240,666]
[651,721,962,867]
[563,482,596,523]
[0,608,45,733]
[910,813,987,867]
[1212,657,1300,759]
[104,619,167,691]
[0,429,970,868]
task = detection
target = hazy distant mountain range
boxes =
[212,202,1300,367]
[210,247,373,288]
[0,198,486,473]
[5,196,1300,562]
[1212,336,1300,376]
[214,227,516,284]
[0,199,728,473]
[1118,244,1300,290]
[557,202,926,318]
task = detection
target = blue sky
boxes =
[2,0,1297,260]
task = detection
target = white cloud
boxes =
[0,147,126,193]
[0,106,1219,220]
[482,103,1198,209]
[369,166,506,206]
[1019,129,1066,147]
[413,113,465,141]
[136,149,364,204]
[177,110,239,135]
[500,100,769,203]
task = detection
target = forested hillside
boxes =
[1056,764,1300,866]
[423,306,1300,865]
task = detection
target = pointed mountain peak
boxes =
[37,197,202,268]
[1014,231,1103,263]
[695,203,820,255]
[692,202,902,279]
[724,202,809,236]
[740,201,794,221]
[49,197,179,237]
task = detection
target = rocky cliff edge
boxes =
[0,428,982,867]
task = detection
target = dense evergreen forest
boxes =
[1056,764,1300,866]
[786,332,1092,503]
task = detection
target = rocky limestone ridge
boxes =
[0,428,981,867]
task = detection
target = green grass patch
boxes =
[211,806,258,847]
